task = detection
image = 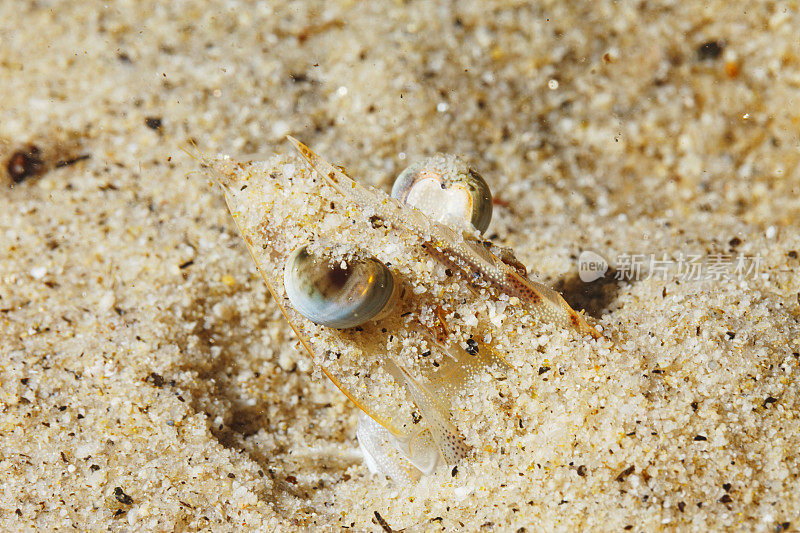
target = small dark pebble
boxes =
[697,40,724,61]
[779,522,791,531]
[444,268,453,277]
[723,483,731,492]
[411,411,422,424]
[694,435,707,441]
[677,501,686,512]
[451,466,458,477]
[465,338,479,355]
[538,366,550,375]
[55,154,91,168]
[729,237,742,248]
[616,465,635,482]
[719,494,733,504]
[227,473,235,479]
[113,487,133,505]
[788,251,798,259]
[147,372,165,387]
[726,331,736,340]
[90,464,100,471]
[179,260,194,269]
[144,117,163,130]
[7,146,44,183]
[577,465,587,476]
[285,475,297,484]
[763,396,778,408]
[374,510,394,533]
[691,401,698,411]
[624,527,633,531]
[420,350,431,357]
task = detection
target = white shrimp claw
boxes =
[357,412,441,484]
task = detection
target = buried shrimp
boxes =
[204,138,601,483]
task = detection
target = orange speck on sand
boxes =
[490,46,505,61]
[724,61,740,78]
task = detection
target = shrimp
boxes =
[205,138,601,482]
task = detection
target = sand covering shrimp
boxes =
[204,138,601,482]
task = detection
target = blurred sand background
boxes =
[1,1,799,530]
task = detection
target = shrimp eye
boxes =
[284,245,399,329]
[391,154,493,233]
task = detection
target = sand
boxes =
[1,1,799,531]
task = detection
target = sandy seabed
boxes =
[1,1,799,531]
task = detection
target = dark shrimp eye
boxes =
[391,154,493,233]
[283,245,398,329]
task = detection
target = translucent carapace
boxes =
[207,138,600,482]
